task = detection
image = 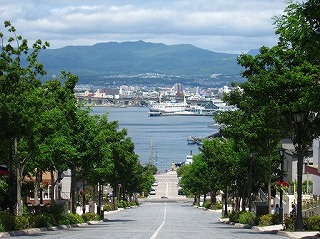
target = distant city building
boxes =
[174,83,184,95]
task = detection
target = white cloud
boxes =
[0,0,299,53]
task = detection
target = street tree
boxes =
[179,155,211,206]
[0,21,49,215]
[216,0,320,227]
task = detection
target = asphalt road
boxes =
[14,203,286,239]
[141,170,193,203]
[13,171,287,239]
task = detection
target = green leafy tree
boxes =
[179,155,210,206]
[0,21,49,215]
[215,0,320,222]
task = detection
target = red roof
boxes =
[306,165,320,176]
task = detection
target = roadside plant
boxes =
[238,211,254,225]
[82,212,101,222]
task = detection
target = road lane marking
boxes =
[150,205,167,239]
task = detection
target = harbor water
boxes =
[92,106,219,173]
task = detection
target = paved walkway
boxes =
[218,215,319,239]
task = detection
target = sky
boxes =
[0,0,300,54]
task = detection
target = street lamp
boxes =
[293,111,305,231]
[279,147,285,224]
[248,152,254,212]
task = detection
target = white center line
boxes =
[150,205,167,239]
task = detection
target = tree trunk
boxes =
[268,155,272,214]
[82,180,86,214]
[8,139,15,215]
[33,169,40,205]
[70,164,77,214]
[14,137,23,216]
[210,190,217,204]
[50,170,55,205]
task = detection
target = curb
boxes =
[0,208,127,238]
[277,230,319,239]
[0,221,102,238]
[219,218,320,239]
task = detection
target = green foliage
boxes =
[202,201,211,209]
[258,214,279,226]
[305,215,320,231]
[29,214,57,228]
[238,211,254,225]
[0,178,8,210]
[202,201,223,210]
[0,223,4,232]
[283,216,296,231]
[210,203,223,210]
[228,211,240,223]
[103,203,114,211]
[117,200,129,208]
[0,212,15,231]
[14,216,30,230]
[283,216,310,231]
[82,212,101,222]
[61,213,85,225]
[229,211,254,225]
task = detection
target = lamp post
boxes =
[293,111,305,231]
[279,147,285,224]
[248,152,254,212]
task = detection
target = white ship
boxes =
[148,98,188,116]
[148,98,236,116]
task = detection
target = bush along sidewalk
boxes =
[0,211,102,232]
[0,205,102,233]
[0,201,139,233]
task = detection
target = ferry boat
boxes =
[148,98,188,116]
[185,152,193,165]
[148,98,236,116]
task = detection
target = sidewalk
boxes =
[0,208,125,238]
[253,225,319,239]
[220,217,319,239]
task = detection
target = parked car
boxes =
[152,181,158,186]
[178,187,184,195]
[150,189,156,195]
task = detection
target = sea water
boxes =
[92,106,219,173]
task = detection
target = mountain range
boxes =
[37,41,247,87]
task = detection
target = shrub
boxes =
[14,215,30,230]
[259,214,273,226]
[103,203,114,211]
[284,216,296,231]
[82,212,101,222]
[238,211,254,225]
[210,203,223,210]
[58,213,84,225]
[228,211,254,225]
[0,212,15,231]
[117,200,129,208]
[29,213,57,228]
[305,215,320,231]
[284,216,311,231]
[0,223,4,232]
[228,211,240,223]
[202,201,211,209]
[129,201,138,207]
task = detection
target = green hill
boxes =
[38,41,243,84]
